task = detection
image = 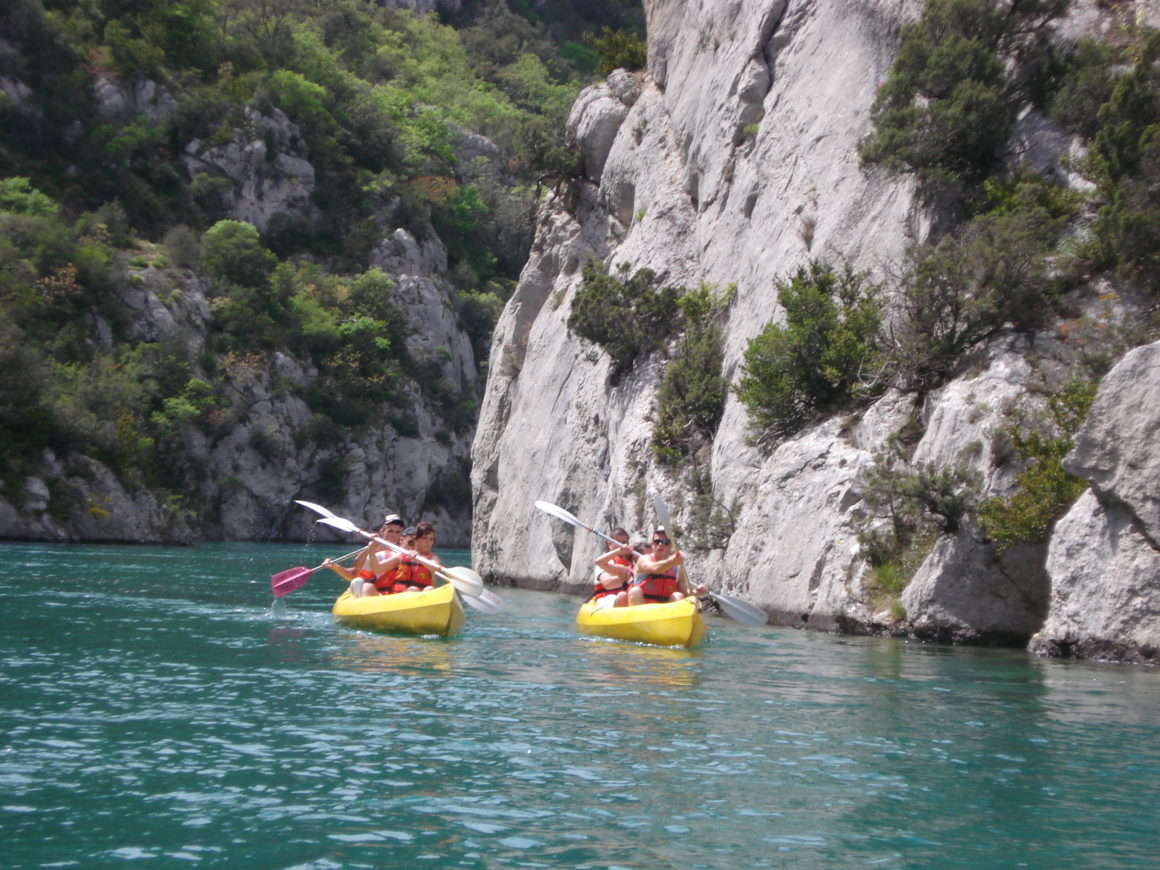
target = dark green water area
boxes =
[2,542,1157,868]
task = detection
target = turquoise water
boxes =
[2,541,1158,869]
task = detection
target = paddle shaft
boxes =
[309,546,367,574]
[349,527,455,583]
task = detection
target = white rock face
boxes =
[471,0,1159,661]
[473,0,923,616]
[1030,342,1160,662]
[93,73,179,125]
[1063,342,1160,545]
[1033,491,1160,663]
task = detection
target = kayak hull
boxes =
[576,598,706,648]
[332,584,465,637]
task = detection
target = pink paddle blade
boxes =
[271,566,311,598]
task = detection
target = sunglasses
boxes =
[652,538,670,546]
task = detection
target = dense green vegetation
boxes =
[651,284,732,466]
[977,378,1095,552]
[566,261,683,384]
[0,0,646,519]
[735,260,885,441]
[858,0,1067,212]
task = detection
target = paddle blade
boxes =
[442,566,484,597]
[316,516,360,534]
[710,592,767,627]
[534,500,585,529]
[652,494,674,533]
[271,566,311,598]
[461,588,504,614]
[295,500,338,519]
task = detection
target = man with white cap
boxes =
[324,513,406,596]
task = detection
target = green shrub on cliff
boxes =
[858,438,982,565]
[736,260,884,441]
[859,0,1068,208]
[651,284,732,466]
[567,260,682,384]
[977,378,1095,552]
[888,191,1072,390]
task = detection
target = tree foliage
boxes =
[736,260,884,441]
[652,285,732,466]
[567,260,683,384]
[859,0,1068,207]
[977,379,1095,552]
[857,436,982,568]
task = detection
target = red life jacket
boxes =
[390,558,435,594]
[634,567,679,602]
[357,568,398,594]
[594,554,633,599]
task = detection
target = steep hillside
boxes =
[0,0,643,544]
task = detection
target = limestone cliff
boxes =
[470,0,1160,662]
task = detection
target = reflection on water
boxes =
[328,631,456,677]
[579,638,701,691]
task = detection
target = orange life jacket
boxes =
[634,567,679,602]
[594,553,633,599]
[390,558,435,594]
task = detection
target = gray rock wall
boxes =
[470,0,1160,662]
[1031,342,1160,663]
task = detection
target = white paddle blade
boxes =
[295,500,338,518]
[711,593,768,626]
[534,500,584,528]
[461,589,504,614]
[443,566,484,597]
[316,516,361,534]
[652,494,673,532]
[475,588,505,612]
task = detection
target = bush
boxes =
[977,378,1095,552]
[586,26,646,76]
[651,284,731,465]
[859,0,1067,206]
[857,436,982,568]
[567,260,682,383]
[201,220,277,288]
[1083,32,1160,292]
[889,197,1069,390]
[736,260,884,441]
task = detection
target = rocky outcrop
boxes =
[183,106,317,232]
[93,72,178,125]
[1030,342,1160,663]
[474,0,921,606]
[470,0,1158,662]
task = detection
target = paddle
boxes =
[314,516,504,614]
[270,546,366,598]
[651,495,767,627]
[535,499,767,626]
[297,501,505,613]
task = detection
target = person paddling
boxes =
[627,526,707,606]
[387,521,440,593]
[324,513,405,596]
[592,526,635,608]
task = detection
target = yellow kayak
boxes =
[332,584,465,637]
[576,598,706,648]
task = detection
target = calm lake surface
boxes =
[2,541,1158,869]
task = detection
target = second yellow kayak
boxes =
[576,598,706,648]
